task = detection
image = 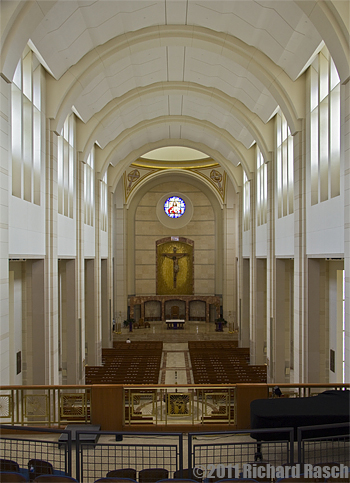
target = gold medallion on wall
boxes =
[156,239,193,295]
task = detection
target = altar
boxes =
[166,319,185,329]
[129,295,220,324]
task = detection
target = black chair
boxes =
[158,479,199,483]
[28,460,54,482]
[106,469,137,479]
[33,477,78,482]
[174,469,203,482]
[216,480,259,482]
[94,479,138,483]
[139,469,169,483]
[276,476,309,482]
[326,478,350,482]
[0,460,20,473]
[239,462,271,482]
[0,472,27,482]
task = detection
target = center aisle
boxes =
[159,343,193,384]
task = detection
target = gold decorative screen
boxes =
[157,241,193,295]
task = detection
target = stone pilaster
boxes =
[293,128,306,383]
[222,200,236,323]
[45,120,59,384]
[107,188,114,345]
[76,153,85,382]
[238,189,249,347]
[114,181,128,321]
[94,174,102,365]
[343,79,350,382]
[266,158,275,381]
[249,174,257,364]
[0,76,10,384]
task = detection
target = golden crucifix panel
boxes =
[156,239,193,295]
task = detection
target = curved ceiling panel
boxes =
[89,94,255,151]
[98,118,249,173]
[73,44,276,125]
[30,0,321,82]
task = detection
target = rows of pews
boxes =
[189,341,267,384]
[85,341,163,385]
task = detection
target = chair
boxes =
[326,479,350,482]
[0,459,20,473]
[0,472,27,482]
[216,480,259,482]
[157,480,199,483]
[94,479,138,483]
[174,469,203,482]
[139,468,169,483]
[28,460,54,482]
[207,468,238,482]
[276,477,309,482]
[33,477,78,482]
[239,462,271,482]
[106,470,137,479]
[171,306,179,319]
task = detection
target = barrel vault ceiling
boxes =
[2,0,349,190]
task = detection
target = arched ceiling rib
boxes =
[76,82,274,162]
[0,0,55,80]
[106,139,243,194]
[94,116,255,182]
[50,26,304,135]
[30,0,321,82]
[1,0,348,194]
[295,0,350,83]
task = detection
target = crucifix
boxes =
[162,246,188,288]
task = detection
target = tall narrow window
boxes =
[243,171,250,231]
[310,47,340,205]
[276,111,294,218]
[84,148,94,226]
[100,171,108,232]
[12,47,42,205]
[57,114,75,218]
[256,148,267,226]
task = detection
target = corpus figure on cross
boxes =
[162,246,188,288]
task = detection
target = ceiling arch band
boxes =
[50,26,303,136]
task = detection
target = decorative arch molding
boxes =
[2,2,347,93]
[125,168,226,210]
[77,81,273,162]
[295,0,350,83]
[107,139,243,194]
[49,25,303,134]
[126,170,225,297]
[0,1,56,80]
[97,116,254,187]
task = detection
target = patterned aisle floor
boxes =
[159,343,193,384]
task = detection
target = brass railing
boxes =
[0,385,92,426]
[124,385,235,425]
[0,383,348,427]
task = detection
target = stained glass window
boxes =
[164,196,186,218]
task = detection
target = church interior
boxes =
[1,0,350,435]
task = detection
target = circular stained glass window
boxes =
[164,196,186,218]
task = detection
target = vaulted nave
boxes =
[1,0,349,391]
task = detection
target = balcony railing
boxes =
[0,385,91,426]
[0,383,348,428]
